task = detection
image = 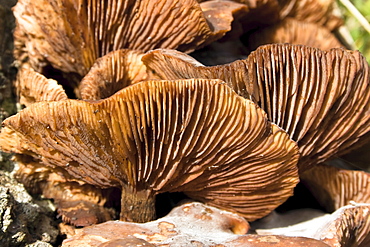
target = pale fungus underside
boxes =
[62,202,340,246]
[142,44,370,172]
[0,79,299,223]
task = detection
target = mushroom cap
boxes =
[199,0,249,38]
[301,164,370,212]
[315,203,370,247]
[78,49,149,100]
[142,44,370,172]
[0,78,299,221]
[246,18,344,52]
[15,65,68,107]
[62,202,331,247]
[13,0,236,78]
[278,0,343,31]
[253,204,370,247]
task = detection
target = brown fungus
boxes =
[301,164,370,212]
[13,0,240,82]
[15,65,68,107]
[277,0,343,31]
[78,49,149,100]
[316,203,370,247]
[142,44,370,172]
[253,203,370,247]
[14,158,117,226]
[246,18,344,52]
[0,79,299,223]
[14,49,150,104]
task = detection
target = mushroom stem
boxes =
[120,184,156,223]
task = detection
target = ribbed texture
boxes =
[143,44,370,172]
[0,78,299,221]
[247,18,344,51]
[278,0,342,30]
[317,204,370,247]
[248,45,370,170]
[302,164,370,212]
[15,66,68,106]
[79,49,148,100]
[142,49,256,99]
[13,0,221,77]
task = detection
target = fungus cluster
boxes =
[0,0,370,246]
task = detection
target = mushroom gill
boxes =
[0,78,299,223]
[14,49,150,106]
[142,44,370,172]
[246,18,344,52]
[301,164,370,212]
[15,65,68,107]
[78,49,149,100]
[13,0,240,79]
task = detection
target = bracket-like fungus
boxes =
[142,44,370,172]
[0,79,299,223]
[62,202,331,247]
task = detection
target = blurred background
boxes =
[339,0,370,63]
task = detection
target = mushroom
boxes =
[12,0,242,85]
[277,0,343,31]
[14,158,117,226]
[78,49,149,100]
[142,44,370,172]
[14,49,150,105]
[316,203,370,247]
[0,78,299,223]
[62,202,331,247]
[246,18,344,52]
[300,164,370,212]
[15,65,68,107]
[253,203,370,247]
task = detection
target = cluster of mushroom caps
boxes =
[1,0,370,246]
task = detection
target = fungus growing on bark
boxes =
[62,202,332,247]
[142,44,370,172]
[14,159,117,226]
[301,164,370,212]
[0,79,299,223]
